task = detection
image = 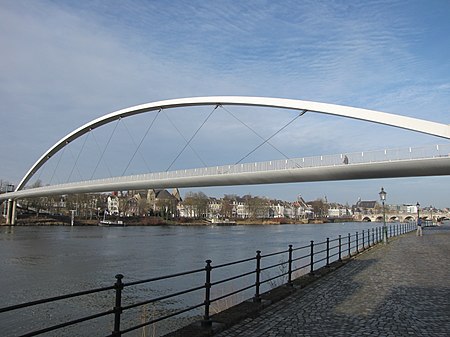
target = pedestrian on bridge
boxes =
[416,217,423,236]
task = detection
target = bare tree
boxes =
[245,195,269,219]
[183,192,209,218]
[220,195,235,218]
[309,198,329,218]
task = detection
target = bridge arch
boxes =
[16,96,450,191]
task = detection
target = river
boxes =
[0,222,390,336]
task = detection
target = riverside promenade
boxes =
[215,224,450,337]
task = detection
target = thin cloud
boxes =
[1,0,449,207]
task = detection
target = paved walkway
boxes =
[215,224,450,337]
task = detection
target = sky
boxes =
[0,0,449,208]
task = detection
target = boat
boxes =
[99,212,125,226]
[209,218,237,226]
[99,219,125,226]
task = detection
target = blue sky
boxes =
[1,0,449,208]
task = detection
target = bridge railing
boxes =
[42,143,449,191]
[0,222,417,337]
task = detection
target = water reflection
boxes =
[0,222,388,336]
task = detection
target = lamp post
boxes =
[416,202,420,224]
[379,187,387,244]
[430,205,433,225]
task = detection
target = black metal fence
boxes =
[0,222,416,337]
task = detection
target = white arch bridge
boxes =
[2,96,450,224]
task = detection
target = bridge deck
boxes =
[214,224,450,336]
[2,144,450,201]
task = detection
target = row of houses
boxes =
[107,189,425,220]
[106,189,315,219]
[21,188,432,220]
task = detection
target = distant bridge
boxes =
[356,211,449,223]
[2,96,450,224]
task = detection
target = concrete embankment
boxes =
[167,223,450,337]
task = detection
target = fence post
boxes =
[347,233,351,257]
[287,245,293,286]
[356,232,359,253]
[362,231,365,250]
[112,274,124,337]
[309,241,314,274]
[326,238,330,267]
[253,251,262,302]
[371,228,374,246]
[202,260,212,326]
[338,235,342,261]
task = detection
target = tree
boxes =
[245,195,268,219]
[309,198,329,218]
[183,192,209,218]
[24,180,44,216]
[156,198,177,219]
[220,195,236,218]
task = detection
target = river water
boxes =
[0,222,390,336]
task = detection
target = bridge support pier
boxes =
[12,200,17,225]
[5,199,16,225]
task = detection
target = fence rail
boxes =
[0,222,417,337]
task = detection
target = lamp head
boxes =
[379,187,387,202]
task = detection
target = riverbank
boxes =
[3,215,322,226]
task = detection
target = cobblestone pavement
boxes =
[215,224,450,337]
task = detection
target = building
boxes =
[107,194,119,215]
[148,189,181,218]
[352,199,379,221]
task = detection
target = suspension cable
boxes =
[219,105,303,166]
[90,125,116,179]
[166,105,218,171]
[49,145,67,185]
[35,157,46,185]
[162,109,208,168]
[120,118,152,173]
[67,131,90,182]
[122,109,161,176]
[234,110,307,165]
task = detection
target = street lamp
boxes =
[430,205,433,225]
[379,187,387,244]
[416,201,420,223]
